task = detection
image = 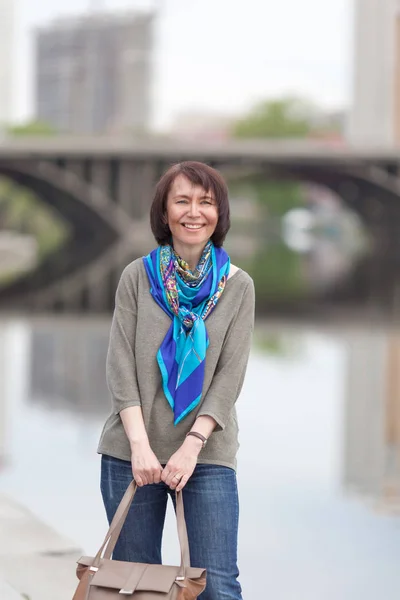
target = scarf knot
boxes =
[143,241,230,424]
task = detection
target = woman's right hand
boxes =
[130,440,163,487]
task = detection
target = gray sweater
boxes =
[97,257,255,470]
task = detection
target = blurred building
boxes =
[308,109,347,145]
[343,331,400,514]
[349,0,400,145]
[0,0,14,127]
[170,111,234,142]
[34,10,154,134]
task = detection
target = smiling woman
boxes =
[164,174,219,269]
[165,174,219,265]
[150,161,230,251]
[97,161,255,600]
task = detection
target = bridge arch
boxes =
[260,163,400,307]
[0,160,137,309]
[0,144,399,313]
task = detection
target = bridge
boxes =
[1,136,400,313]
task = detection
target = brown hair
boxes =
[150,161,231,247]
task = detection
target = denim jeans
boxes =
[100,455,243,600]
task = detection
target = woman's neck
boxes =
[172,240,206,271]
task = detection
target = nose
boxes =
[187,200,200,218]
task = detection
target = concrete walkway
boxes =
[0,494,83,599]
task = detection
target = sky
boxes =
[12,0,354,130]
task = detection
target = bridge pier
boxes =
[117,160,157,218]
[80,159,160,310]
[43,157,150,314]
[65,160,85,180]
[90,160,111,196]
[111,160,159,296]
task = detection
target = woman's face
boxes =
[165,174,219,250]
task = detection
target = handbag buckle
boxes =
[89,566,99,572]
[119,590,133,595]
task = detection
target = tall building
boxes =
[349,0,400,145]
[0,0,14,127]
[34,11,154,134]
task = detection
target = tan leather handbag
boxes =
[72,481,206,599]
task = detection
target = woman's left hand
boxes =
[162,436,203,492]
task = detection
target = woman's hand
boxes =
[131,440,163,487]
[162,436,203,492]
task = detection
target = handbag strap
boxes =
[94,480,136,565]
[175,486,191,576]
[92,480,190,578]
[104,484,191,578]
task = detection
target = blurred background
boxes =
[1,0,400,598]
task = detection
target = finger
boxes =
[146,472,154,485]
[163,468,175,487]
[153,468,162,484]
[176,475,190,493]
[167,471,180,487]
[134,475,144,487]
[169,473,183,490]
[140,473,149,486]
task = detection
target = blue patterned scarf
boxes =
[143,241,230,424]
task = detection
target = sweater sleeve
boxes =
[106,266,142,414]
[196,277,255,431]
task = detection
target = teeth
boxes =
[184,224,202,229]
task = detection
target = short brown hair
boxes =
[150,161,230,247]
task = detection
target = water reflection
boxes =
[343,331,400,514]
[30,321,110,416]
[0,317,400,598]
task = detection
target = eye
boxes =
[201,200,212,205]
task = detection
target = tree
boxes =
[229,97,316,308]
[7,120,56,137]
[232,96,316,139]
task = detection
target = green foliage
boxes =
[253,330,304,358]
[227,176,309,305]
[229,176,303,217]
[0,178,70,284]
[228,95,315,305]
[253,178,303,216]
[7,120,56,137]
[246,244,307,304]
[253,331,287,355]
[232,96,315,139]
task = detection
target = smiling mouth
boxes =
[182,224,204,230]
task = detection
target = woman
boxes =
[98,161,255,600]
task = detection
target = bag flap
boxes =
[77,556,205,593]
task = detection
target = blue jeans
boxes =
[100,455,243,600]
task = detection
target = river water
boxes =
[0,316,400,599]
